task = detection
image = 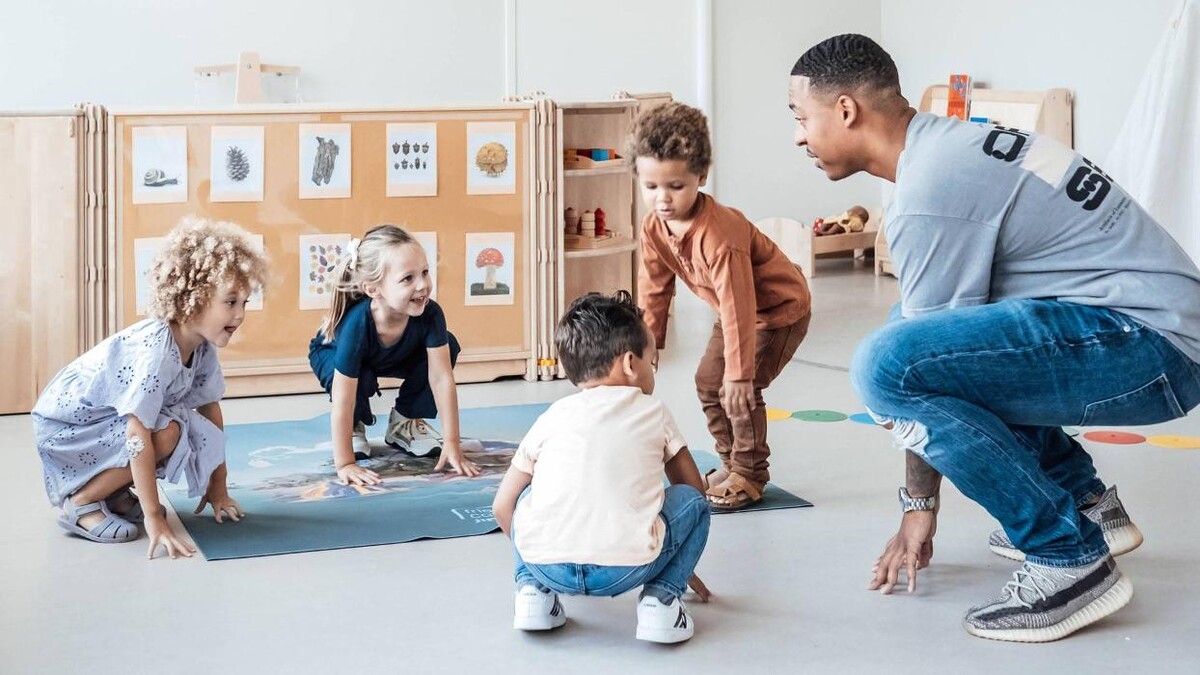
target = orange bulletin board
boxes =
[110,105,537,395]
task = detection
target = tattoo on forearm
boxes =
[906,451,942,497]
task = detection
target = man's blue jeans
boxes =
[851,300,1200,567]
[513,485,710,600]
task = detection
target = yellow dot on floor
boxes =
[765,408,792,422]
[1146,434,1200,449]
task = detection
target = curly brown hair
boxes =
[147,216,269,323]
[627,101,712,176]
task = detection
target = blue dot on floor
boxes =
[849,412,876,425]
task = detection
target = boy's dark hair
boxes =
[791,34,901,98]
[627,101,712,176]
[554,290,649,385]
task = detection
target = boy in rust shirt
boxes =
[631,102,812,510]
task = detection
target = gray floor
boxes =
[3,259,1199,673]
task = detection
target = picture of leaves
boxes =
[298,233,351,309]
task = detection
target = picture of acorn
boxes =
[421,142,430,153]
[392,142,400,155]
[226,146,250,182]
[402,140,411,155]
[475,141,508,177]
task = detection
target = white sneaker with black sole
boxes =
[636,595,694,644]
[384,410,443,457]
[963,554,1133,642]
[513,585,566,631]
[988,485,1143,561]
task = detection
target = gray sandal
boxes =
[105,488,165,525]
[58,499,139,543]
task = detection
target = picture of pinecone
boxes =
[226,146,251,182]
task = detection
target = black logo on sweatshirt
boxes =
[982,127,1029,162]
[1065,158,1112,211]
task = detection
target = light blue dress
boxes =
[33,319,226,507]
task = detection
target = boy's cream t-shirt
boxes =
[511,386,687,566]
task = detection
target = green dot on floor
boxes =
[792,409,848,423]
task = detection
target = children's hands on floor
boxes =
[194,488,244,524]
[688,574,711,602]
[337,463,382,486]
[145,514,196,560]
[721,379,756,418]
[435,441,480,477]
[869,510,937,594]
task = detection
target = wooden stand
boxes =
[194,52,301,104]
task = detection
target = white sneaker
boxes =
[636,594,694,644]
[513,585,566,631]
[351,422,371,457]
[384,410,443,457]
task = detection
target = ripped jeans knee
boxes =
[865,407,931,456]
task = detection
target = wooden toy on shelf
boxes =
[563,147,626,170]
[594,207,607,236]
[564,206,580,234]
[580,210,596,237]
[814,205,869,236]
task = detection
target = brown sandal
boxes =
[702,467,730,490]
[705,472,764,511]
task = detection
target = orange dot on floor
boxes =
[765,408,792,422]
[1082,431,1146,445]
[1146,434,1200,449]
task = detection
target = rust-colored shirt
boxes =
[638,193,811,381]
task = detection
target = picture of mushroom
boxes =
[475,247,505,291]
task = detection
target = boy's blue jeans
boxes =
[851,300,1200,568]
[513,485,710,600]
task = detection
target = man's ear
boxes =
[836,94,860,127]
[620,351,637,379]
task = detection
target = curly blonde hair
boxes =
[627,101,712,176]
[147,217,269,323]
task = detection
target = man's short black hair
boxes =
[791,33,900,97]
[554,290,649,385]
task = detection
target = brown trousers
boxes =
[694,314,810,485]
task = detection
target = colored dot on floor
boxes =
[849,412,877,425]
[765,408,793,422]
[1145,434,1200,449]
[1062,427,1080,437]
[1082,431,1147,445]
[792,410,848,423]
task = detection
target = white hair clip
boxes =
[346,237,361,271]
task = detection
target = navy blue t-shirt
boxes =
[310,299,450,379]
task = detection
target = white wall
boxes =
[881,0,1182,160]
[714,0,885,223]
[514,0,697,104]
[2,1,1173,222]
[1,0,506,107]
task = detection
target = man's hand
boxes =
[869,510,937,594]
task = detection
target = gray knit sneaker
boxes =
[988,485,1143,561]
[964,555,1133,642]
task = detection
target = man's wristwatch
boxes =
[898,487,937,513]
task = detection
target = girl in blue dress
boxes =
[308,224,479,486]
[33,218,269,557]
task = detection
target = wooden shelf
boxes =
[564,165,630,177]
[564,239,639,259]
